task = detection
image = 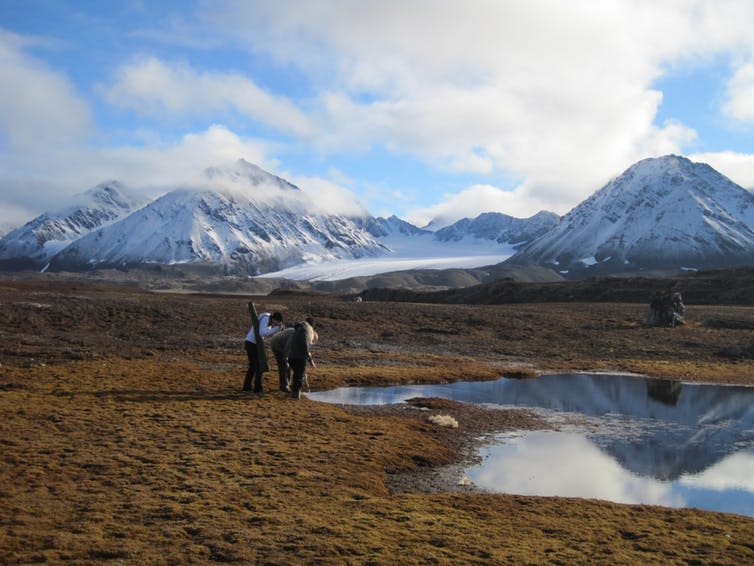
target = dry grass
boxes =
[1,280,754,564]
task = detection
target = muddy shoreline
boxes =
[343,399,554,495]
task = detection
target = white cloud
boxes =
[94,125,273,190]
[202,0,754,213]
[0,124,275,225]
[468,432,683,507]
[5,1,754,228]
[282,173,367,217]
[690,150,754,189]
[404,183,557,228]
[724,61,754,123]
[679,450,754,492]
[0,30,92,150]
[103,57,314,137]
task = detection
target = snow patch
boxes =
[259,236,513,281]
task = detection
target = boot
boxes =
[253,373,263,394]
[290,375,303,399]
[279,372,291,392]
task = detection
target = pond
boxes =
[308,373,754,517]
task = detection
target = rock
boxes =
[647,291,685,327]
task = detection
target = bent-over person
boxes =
[267,327,295,392]
[286,318,318,399]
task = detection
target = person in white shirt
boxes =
[243,302,284,393]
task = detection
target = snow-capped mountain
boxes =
[434,211,560,247]
[356,214,432,238]
[48,161,388,275]
[0,222,16,238]
[0,182,146,270]
[507,155,754,275]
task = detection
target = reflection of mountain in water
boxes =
[484,374,754,481]
[309,373,754,482]
[646,380,683,406]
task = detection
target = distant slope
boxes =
[507,155,754,276]
[0,182,146,270]
[356,215,432,238]
[48,161,388,275]
[360,267,754,306]
[434,211,559,247]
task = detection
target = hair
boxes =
[271,312,284,322]
[301,320,318,345]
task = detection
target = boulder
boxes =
[648,291,685,327]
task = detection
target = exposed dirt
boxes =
[1,279,754,564]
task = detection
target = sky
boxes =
[2,0,754,231]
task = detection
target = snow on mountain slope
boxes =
[356,214,432,238]
[259,234,514,281]
[434,211,560,247]
[262,212,547,281]
[507,155,754,275]
[49,161,388,275]
[0,182,146,269]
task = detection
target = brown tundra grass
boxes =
[1,280,753,564]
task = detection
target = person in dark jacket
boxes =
[267,327,295,392]
[286,318,317,399]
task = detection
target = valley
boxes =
[1,278,753,564]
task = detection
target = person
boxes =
[243,302,284,393]
[267,327,295,392]
[286,317,318,399]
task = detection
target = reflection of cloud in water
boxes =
[468,431,684,507]
[311,374,754,514]
[679,450,754,491]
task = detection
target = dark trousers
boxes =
[289,358,307,392]
[243,340,262,391]
[273,349,290,390]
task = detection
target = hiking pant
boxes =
[243,340,262,391]
[273,349,290,390]
[289,357,307,392]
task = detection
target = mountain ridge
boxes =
[0,181,147,270]
[48,185,388,275]
[506,155,754,276]
[2,155,753,280]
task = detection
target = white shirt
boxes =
[244,312,281,343]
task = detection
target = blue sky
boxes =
[2,0,754,229]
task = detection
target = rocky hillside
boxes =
[0,182,146,270]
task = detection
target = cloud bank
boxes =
[2,1,754,228]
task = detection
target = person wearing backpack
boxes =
[267,327,295,392]
[286,318,318,399]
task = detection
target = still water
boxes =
[308,373,754,516]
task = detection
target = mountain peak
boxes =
[204,159,300,194]
[0,180,147,269]
[82,180,145,211]
[507,155,754,275]
[434,210,559,246]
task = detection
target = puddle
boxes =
[309,373,754,516]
